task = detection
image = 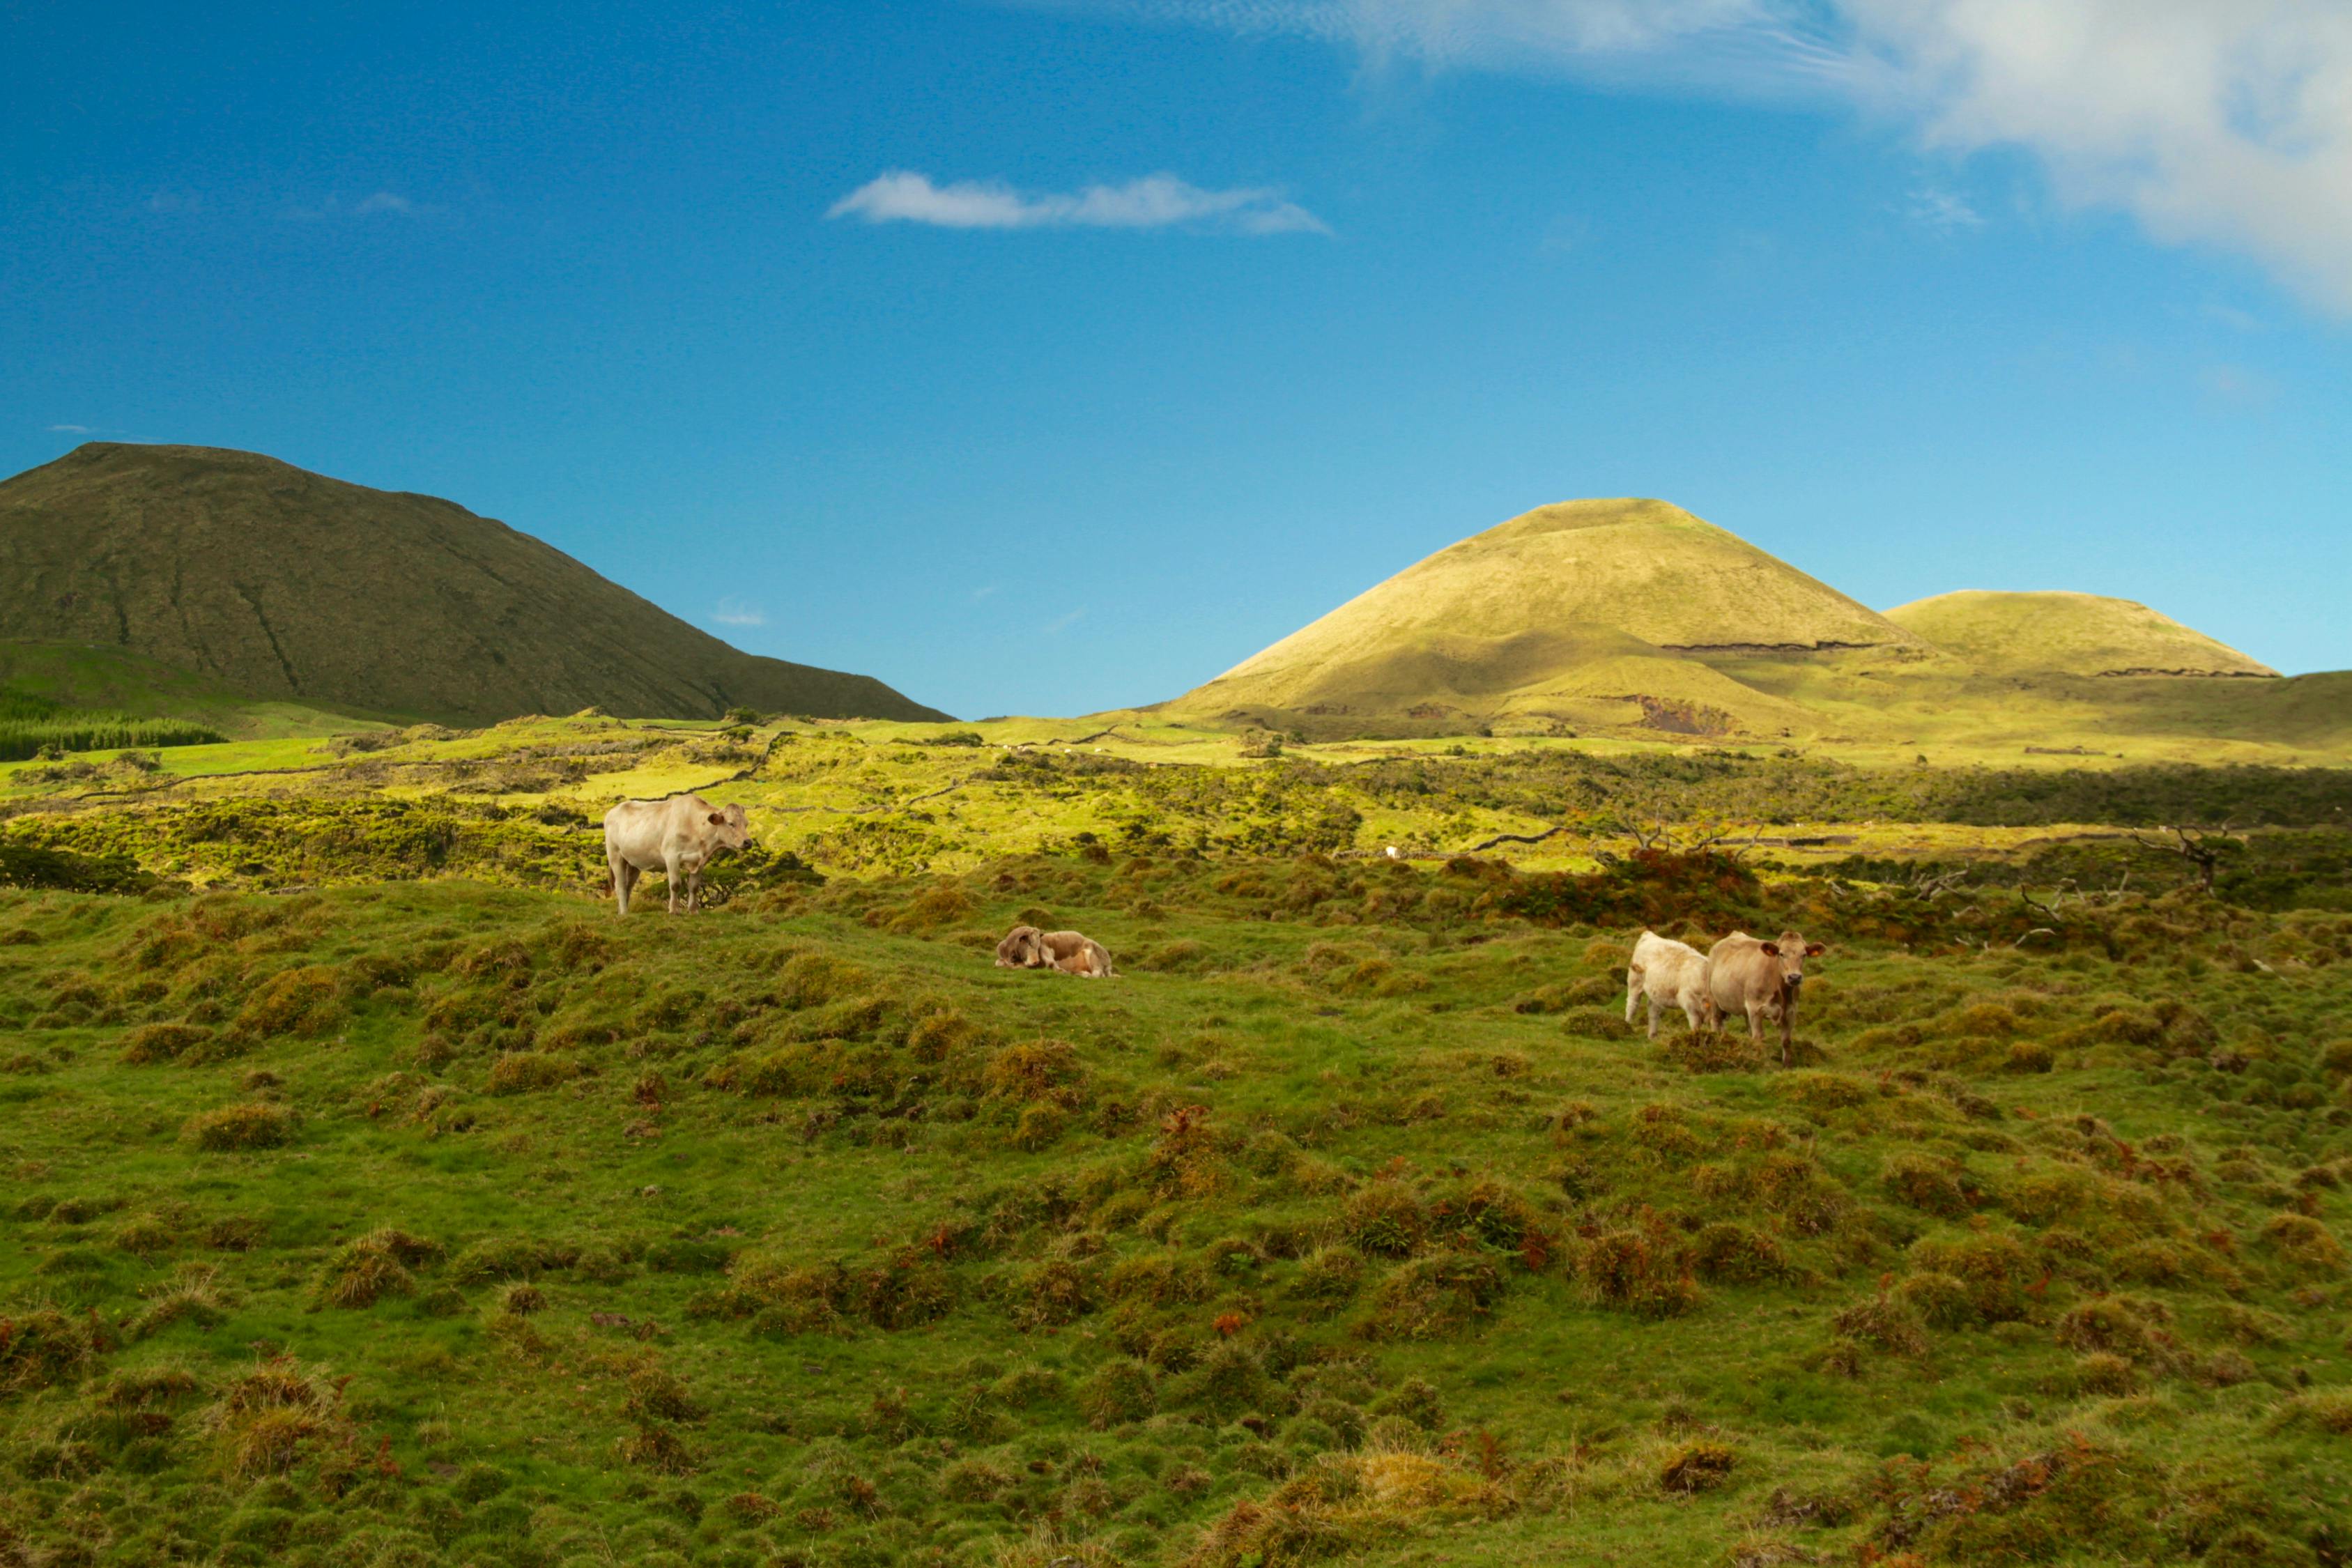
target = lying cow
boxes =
[1040,930,1115,978]
[1624,930,1716,1039]
[996,925,1046,968]
[1705,929,1826,1066]
[604,794,751,916]
[993,925,1115,978]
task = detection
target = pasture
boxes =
[2,720,2351,1567]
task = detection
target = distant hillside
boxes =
[0,443,948,724]
[1885,590,2277,679]
[1167,499,1912,736]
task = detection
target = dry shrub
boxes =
[1185,1449,1514,1568]
[619,1422,695,1474]
[1344,1183,1427,1258]
[1013,1104,1069,1152]
[2054,1298,2174,1366]
[487,1052,579,1095]
[1882,1153,1971,1218]
[120,1022,215,1065]
[1659,1442,1737,1493]
[1015,1259,1097,1329]
[1107,1251,1213,1307]
[1892,1271,1978,1330]
[1662,1030,1765,1073]
[774,950,872,1008]
[213,1357,358,1479]
[1691,1222,1788,1285]
[625,1364,704,1422]
[0,1307,93,1392]
[182,1102,293,1151]
[1776,1073,1871,1115]
[1753,1153,1849,1236]
[1290,1247,1367,1315]
[1578,1224,1701,1319]
[2259,1213,2346,1277]
[907,1009,982,1062]
[984,1039,1082,1105]
[884,884,977,932]
[941,1458,1013,1502]
[316,1228,440,1309]
[134,1266,231,1337]
[229,965,347,1040]
[1362,1252,1508,1340]
[113,1212,175,1259]
[1078,1359,1159,1429]
[2062,1352,2139,1397]
[2004,1041,2055,1075]
[1832,1294,1928,1356]
[711,1252,854,1335]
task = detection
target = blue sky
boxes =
[4,0,2347,718]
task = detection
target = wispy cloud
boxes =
[829,171,1328,235]
[1906,187,1982,233]
[144,192,201,215]
[1043,608,1086,633]
[283,190,426,223]
[970,583,1001,602]
[1094,0,2352,314]
[47,424,92,434]
[712,598,766,627]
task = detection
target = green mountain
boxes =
[0,443,948,724]
[1884,590,2277,678]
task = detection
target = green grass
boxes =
[3,833,2351,1567]
[1886,590,2278,678]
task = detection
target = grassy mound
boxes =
[1884,590,2277,679]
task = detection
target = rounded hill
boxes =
[0,443,948,724]
[1883,590,2275,679]
[1169,498,1912,730]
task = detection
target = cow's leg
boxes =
[609,849,633,918]
[1624,967,1643,1026]
[1780,1003,1796,1068]
[1646,994,1661,1040]
[1746,1001,1766,1044]
[664,852,682,914]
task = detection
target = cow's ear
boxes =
[1806,942,1827,957]
[707,813,725,826]
[1759,941,1779,956]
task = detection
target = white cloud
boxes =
[1043,608,1086,633]
[47,424,92,434]
[1107,0,2352,313]
[145,192,201,215]
[354,192,415,215]
[1907,186,1982,231]
[713,598,766,627]
[829,171,1329,235]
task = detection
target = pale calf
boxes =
[1624,929,1716,1039]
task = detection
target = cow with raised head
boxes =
[1705,930,1826,1065]
[1624,930,1716,1040]
[604,794,751,916]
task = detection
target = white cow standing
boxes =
[604,794,751,916]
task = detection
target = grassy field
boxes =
[3,716,2352,1567]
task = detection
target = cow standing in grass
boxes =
[1705,930,1825,1065]
[1624,930,1716,1039]
[604,794,751,916]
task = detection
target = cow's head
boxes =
[997,925,1047,968]
[1757,930,1827,993]
[705,802,752,852]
